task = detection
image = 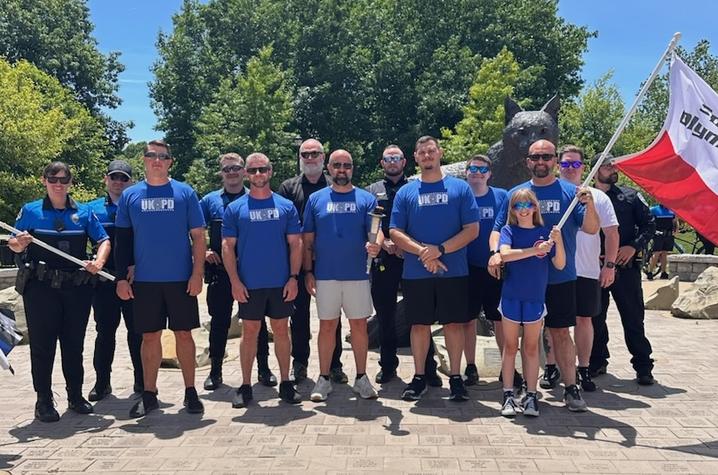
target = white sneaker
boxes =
[352,375,379,399]
[310,376,333,402]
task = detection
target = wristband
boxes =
[438,244,446,255]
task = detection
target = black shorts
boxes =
[575,277,601,318]
[239,287,294,320]
[652,234,674,252]
[133,281,200,333]
[402,277,471,326]
[544,281,577,328]
[468,265,502,321]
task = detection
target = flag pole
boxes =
[556,32,682,230]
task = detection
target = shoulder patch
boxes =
[637,192,649,207]
[71,213,80,224]
[16,208,23,221]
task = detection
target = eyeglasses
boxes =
[331,162,353,170]
[221,165,244,173]
[527,153,555,162]
[143,151,172,160]
[108,173,130,182]
[45,175,71,184]
[512,201,535,210]
[559,161,583,169]
[382,154,403,163]
[300,150,323,159]
[467,165,490,174]
[246,166,270,175]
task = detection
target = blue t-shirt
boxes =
[302,187,377,281]
[494,179,584,284]
[222,193,301,289]
[390,176,480,279]
[115,179,205,282]
[467,187,508,268]
[499,225,555,302]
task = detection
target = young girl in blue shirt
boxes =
[498,189,565,417]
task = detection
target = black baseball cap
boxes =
[591,152,615,168]
[107,160,133,178]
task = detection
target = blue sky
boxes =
[88,0,718,143]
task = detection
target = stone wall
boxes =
[0,268,17,291]
[668,254,718,282]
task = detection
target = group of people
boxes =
[8,135,657,423]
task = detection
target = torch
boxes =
[366,205,385,274]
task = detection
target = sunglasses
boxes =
[143,151,172,160]
[559,161,583,169]
[246,166,270,175]
[331,162,353,170]
[300,150,323,159]
[382,154,403,163]
[467,165,490,174]
[527,153,555,162]
[45,175,71,184]
[512,201,535,210]
[221,165,244,173]
[108,173,130,182]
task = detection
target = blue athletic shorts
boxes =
[499,298,546,325]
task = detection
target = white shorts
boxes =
[315,280,374,320]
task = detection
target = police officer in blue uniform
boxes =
[85,160,144,401]
[590,155,656,385]
[200,153,276,390]
[9,162,110,422]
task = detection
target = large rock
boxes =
[671,267,718,319]
[645,276,680,310]
[0,286,27,344]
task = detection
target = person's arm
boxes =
[221,236,248,303]
[549,226,565,271]
[578,187,600,234]
[302,232,317,296]
[187,227,206,296]
[86,239,110,275]
[600,225,619,287]
[115,227,134,299]
[7,233,32,253]
[500,242,552,263]
[283,233,303,302]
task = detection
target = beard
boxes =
[598,172,618,184]
[301,161,324,176]
[333,175,350,186]
[385,168,403,177]
[531,165,551,178]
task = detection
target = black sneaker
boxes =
[232,384,253,408]
[563,384,588,412]
[129,391,159,418]
[88,381,112,402]
[589,364,607,378]
[521,392,540,417]
[500,391,519,417]
[539,365,561,389]
[401,376,428,401]
[425,371,443,387]
[498,370,525,389]
[646,270,655,281]
[258,369,278,387]
[660,272,669,279]
[463,364,479,386]
[35,394,60,423]
[577,367,597,392]
[448,376,469,402]
[67,394,94,414]
[183,387,204,414]
[329,367,349,384]
[292,362,308,382]
[637,372,655,385]
[279,381,302,404]
[375,369,397,384]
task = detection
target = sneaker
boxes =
[448,376,470,402]
[279,381,302,404]
[329,367,349,384]
[88,381,112,402]
[577,367,597,392]
[129,391,159,418]
[589,364,607,378]
[232,384,253,408]
[660,272,669,279]
[539,365,561,389]
[67,394,94,415]
[34,394,60,423]
[563,384,588,412]
[401,376,428,401]
[521,393,540,417]
[425,371,443,387]
[646,271,655,281]
[637,372,656,385]
[375,369,397,384]
[463,364,479,386]
[183,387,204,414]
[258,369,278,387]
[501,392,519,417]
[498,370,525,389]
[292,362,308,382]
[352,375,379,399]
[310,376,333,402]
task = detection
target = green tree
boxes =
[187,46,298,196]
[0,59,106,222]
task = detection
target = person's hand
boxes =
[12,231,32,251]
[187,273,203,296]
[549,226,562,244]
[283,277,298,302]
[116,280,134,300]
[84,259,104,275]
[304,273,317,297]
[366,241,381,258]
[205,250,222,265]
[577,186,594,205]
[616,245,636,266]
[382,238,397,255]
[231,279,249,303]
[599,265,616,288]
[487,252,503,279]
[419,244,442,264]
[537,240,554,254]
[424,258,448,274]
[127,265,135,285]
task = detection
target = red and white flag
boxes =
[615,55,718,244]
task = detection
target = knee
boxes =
[270,321,289,338]
[319,319,338,333]
[576,317,592,330]
[142,331,162,344]
[242,321,261,338]
[503,338,519,354]
[173,330,194,343]
[348,318,367,332]
[550,328,571,344]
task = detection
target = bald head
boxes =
[528,139,556,155]
[299,139,324,154]
[329,149,352,163]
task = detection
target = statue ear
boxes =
[505,97,523,125]
[541,94,560,122]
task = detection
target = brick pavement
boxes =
[1,283,717,474]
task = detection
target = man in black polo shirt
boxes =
[277,139,346,383]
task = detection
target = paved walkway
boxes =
[1,282,717,474]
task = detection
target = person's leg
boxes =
[521,321,542,393]
[206,273,233,372]
[544,330,556,365]
[174,330,196,388]
[493,320,505,353]
[549,327,577,386]
[348,318,369,374]
[500,318,520,390]
[575,317,593,367]
[330,320,344,373]
[269,318,291,382]
[462,320,477,366]
[318,319,339,375]
[23,281,62,395]
[257,318,271,373]
[141,331,163,392]
[411,325,431,374]
[589,287,612,373]
[120,297,144,390]
[371,256,401,374]
[239,320,261,385]
[58,285,93,396]
[91,281,121,389]
[291,271,311,371]
[443,323,465,375]
[659,252,668,275]
[611,267,654,376]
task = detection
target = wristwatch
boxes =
[604,261,616,269]
[438,244,446,255]
[489,250,498,256]
[289,274,299,280]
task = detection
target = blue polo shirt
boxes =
[467,186,508,268]
[302,187,377,281]
[222,193,301,289]
[115,179,205,282]
[86,195,119,269]
[200,187,247,254]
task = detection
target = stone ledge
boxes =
[0,267,17,291]
[668,254,718,264]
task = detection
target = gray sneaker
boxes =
[521,393,540,417]
[500,392,519,417]
[564,384,588,412]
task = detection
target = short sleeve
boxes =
[597,191,619,228]
[493,195,509,231]
[498,225,513,247]
[364,194,378,230]
[86,210,109,243]
[115,192,131,228]
[13,204,31,233]
[199,195,211,225]
[389,188,407,230]
[222,203,239,238]
[460,183,480,225]
[286,203,301,234]
[302,195,316,233]
[186,188,206,230]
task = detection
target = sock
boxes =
[545,364,556,371]
[414,374,425,380]
[320,374,330,380]
[450,374,461,379]
[526,391,537,398]
[503,388,514,394]
[355,373,366,381]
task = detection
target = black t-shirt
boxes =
[277,173,330,224]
